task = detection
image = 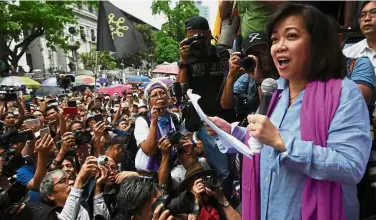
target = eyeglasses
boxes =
[149,91,167,100]
[52,176,69,187]
[359,8,376,21]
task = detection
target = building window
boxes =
[80,26,86,41]
[91,29,96,42]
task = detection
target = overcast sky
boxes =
[110,0,219,30]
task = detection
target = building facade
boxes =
[195,0,210,24]
[19,3,98,74]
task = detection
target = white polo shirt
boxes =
[343,38,376,74]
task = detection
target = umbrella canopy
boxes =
[41,77,57,87]
[152,62,178,75]
[75,75,95,85]
[0,76,41,89]
[126,75,150,83]
[151,77,175,85]
[97,84,131,96]
[140,82,149,89]
[34,87,65,97]
[97,77,108,84]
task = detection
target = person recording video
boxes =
[221,31,273,123]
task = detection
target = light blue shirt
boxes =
[220,77,372,220]
[346,56,376,90]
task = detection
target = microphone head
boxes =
[261,78,278,95]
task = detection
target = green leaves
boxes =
[151,0,199,42]
[151,0,199,64]
[2,1,77,67]
[153,31,179,64]
[79,49,117,72]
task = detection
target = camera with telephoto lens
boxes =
[152,192,196,216]
[186,34,206,56]
[167,131,183,146]
[73,130,92,146]
[97,155,109,166]
[0,86,25,102]
[239,54,256,71]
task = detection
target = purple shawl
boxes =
[242,79,346,220]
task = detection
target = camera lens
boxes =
[242,57,256,71]
[189,41,202,55]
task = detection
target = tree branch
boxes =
[14,27,44,51]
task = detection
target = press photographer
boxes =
[156,133,240,219]
[177,16,236,195]
[221,31,271,124]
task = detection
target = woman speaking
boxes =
[209,3,372,220]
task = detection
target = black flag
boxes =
[97,1,147,58]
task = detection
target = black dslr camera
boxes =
[152,192,196,216]
[239,54,256,71]
[73,130,92,146]
[0,86,25,102]
[167,131,183,146]
[202,175,221,189]
[186,34,206,56]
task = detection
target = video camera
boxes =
[186,34,206,56]
[0,86,25,102]
[56,74,75,89]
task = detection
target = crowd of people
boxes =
[1,1,376,220]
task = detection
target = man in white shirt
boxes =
[343,1,376,71]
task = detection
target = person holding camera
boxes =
[39,156,110,220]
[134,80,182,172]
[177,16,236,194]
[221,31,271,122]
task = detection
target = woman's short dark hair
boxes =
[361,1,371,12]
[266,3,346,81]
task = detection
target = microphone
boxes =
[248,78,278,153]
[258,78,278,115]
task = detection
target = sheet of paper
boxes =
[187,89,253,158]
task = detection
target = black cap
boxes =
[242,31,268,53]
[185,16,210,31]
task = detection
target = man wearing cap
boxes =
[178,16,236,193]
[221,31,272,121]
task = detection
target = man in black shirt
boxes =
[177,16,235,194]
